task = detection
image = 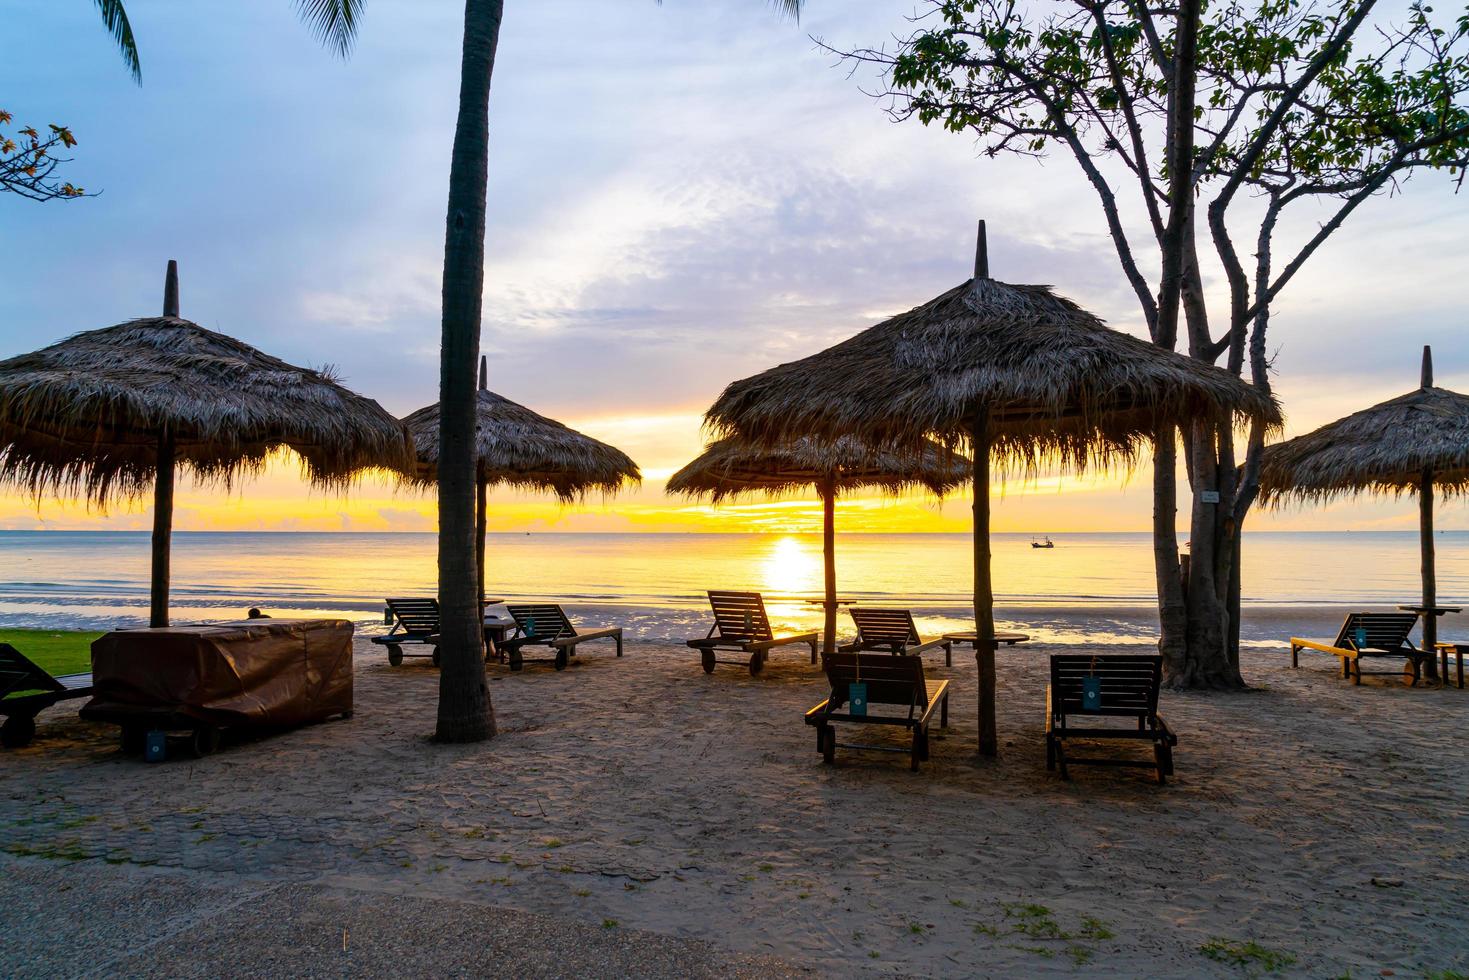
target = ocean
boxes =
[1,530,1464,648]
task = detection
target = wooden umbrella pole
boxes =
[1421,465,1438,657]
[821,478,837,656]
[476,465,488,611]
[149,427,175,628]
[972,404,997,757]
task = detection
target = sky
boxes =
[1,0,1466,533]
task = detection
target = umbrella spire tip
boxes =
[974,220,989,281]
[163,260,180,318]
[1422,345,1433,388]
[479,354,488,391]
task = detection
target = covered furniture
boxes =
[1046,654,1176,785]
[80,618,353,759]
[841,608,954,666]
[804,652,950,772]
[0,644,93,748]
[373,598,441,667]
[1289,612,1426,685]
[501,604,623,671]
[686,590,818,676]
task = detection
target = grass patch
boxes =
[1199,938,1296,973]
[0,630,103,695]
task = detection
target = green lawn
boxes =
[0,629,102,681]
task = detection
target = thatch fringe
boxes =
[667,435,969,502]
[706,278,1281,469]
[1258,385,1469,505]
[402,389,640,502]
[0,317,412,505]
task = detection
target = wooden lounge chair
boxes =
[686,590,818,676]
[501,604,623,671]
[1045,654,1176,785]
[0,643,93,748]
[804,653,950,772]
[841,607,954,666]
[1290,612,1426,685]
[371,597,441,667]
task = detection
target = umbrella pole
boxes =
[1421,465,1438,662]
[822,479,837,656]
[149,428,175,628]
[476,467,488,611]
[972,405,997,757]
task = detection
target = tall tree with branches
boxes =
[297,0,803,740]
[832,0,1469,687]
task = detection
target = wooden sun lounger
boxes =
[0,643,93,749]
[371,597,442,667]
[686,590,818,676]
[1289,612,1426,685]
[804,653,950,772]
[501,604,623,671]
[840,607,954,666]
[1046,654,1176,785]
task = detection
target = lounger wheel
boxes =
[386,644,403,667]
[748,651,765,676]
[509,649,524,671]
[554,648,569,671]
[187,725,221,759]
[120,725,146,755]
[431,647,441,668]
[1404,659,1421,687]
[819,725,835,765]
[700,649,715,674]
[0,714,36,749]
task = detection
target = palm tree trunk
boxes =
[476,465,488,605]
[435,0,504,743]
[149,427,174,629]
[972,405,996,757]
[821,479,836,655]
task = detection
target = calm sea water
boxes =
[0,531,1463,647]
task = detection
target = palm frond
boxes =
[93,0,141,83]
[295,0,366,58]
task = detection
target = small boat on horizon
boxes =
[1031,536,1055,549]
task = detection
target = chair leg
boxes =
[616,636,623,657]
[944,642,952,667]
[1291,643,1299,668]
[940,694,948,729]
[1352,659,1362,685]
[810,641,817,665]
[1045,734,1056,771]
[1154,743,1168,785]
[910,730,924,772]
[1054,738,1070,780]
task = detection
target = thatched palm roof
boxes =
[0,316,412,502]
[667,435,969,502]
[1258,385,1469,504]
[706,277,1281,465]
[403,389,640,501]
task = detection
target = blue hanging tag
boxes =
[525,617,536,637]
[144,730,167,763]
[848,681,868,716]
[1081,676,1102,711]
[1353,626,1367,649]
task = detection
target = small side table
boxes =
[1435,643,1466,690]
[944,630,1031,649]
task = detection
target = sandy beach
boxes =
[3,637,1466,977]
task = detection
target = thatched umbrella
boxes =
[402,356,640,603]
[1259,347,1467,662]
[0,261,413,627]
[706,223,1281,755]
[667,435,970,654]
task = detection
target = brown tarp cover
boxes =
[80,618,353,729]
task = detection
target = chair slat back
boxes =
[849,607,920,646]
[507,604,575,640]
[707,591,773,642]
[822,652,928,709]
[1050,655,1161,719]
[1331,612,1418,652]
[0,643,64,699]
[385,598,440,635]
